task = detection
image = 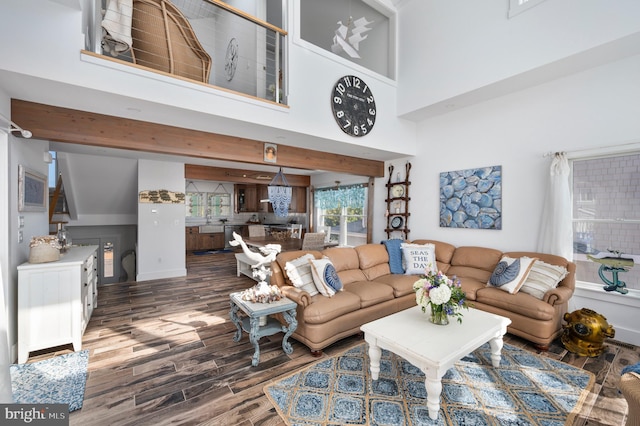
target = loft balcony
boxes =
[88,0,287,105]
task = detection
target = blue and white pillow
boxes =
[309,257,343,297]
[400,243,436,275]
[487,256,537,294]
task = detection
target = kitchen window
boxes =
[186,183,231,219]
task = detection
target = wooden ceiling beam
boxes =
[11,99,385,177]
[185,164,310,186]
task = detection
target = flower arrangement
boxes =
[412,263,470,324]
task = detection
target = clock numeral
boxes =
[336,110,344,118]
[342,76,352,87]
[342,119,351,129]
[336,83,345,96]
[369,108,376,116]
[353,77,362,89]
[367,95,374,103]
[333,96,342,105]
[353,125,359,135]
[360,124,368,134]
[367,118,374,126]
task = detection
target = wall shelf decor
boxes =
[385,162,411,239]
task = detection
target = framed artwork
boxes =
[439,165,502,229]
[18,164,47,212]
[264,143,277,163]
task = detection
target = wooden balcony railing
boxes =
[93,0,287,104]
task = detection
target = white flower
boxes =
[429,284,452,306]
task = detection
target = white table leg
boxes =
[489,336,504,367]
[424,375,442,420]
[365,335,382,380]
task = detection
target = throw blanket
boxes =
[102,0,133,56]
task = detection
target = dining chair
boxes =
[301,232,326,251]
[319,225,332,243]
[248,225,266,238]
[290,224,303,239]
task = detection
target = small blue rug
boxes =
[264,343,594,425]
[10,350,89,412]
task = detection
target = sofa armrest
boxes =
[543,286,573,305]
[280,285,312,308]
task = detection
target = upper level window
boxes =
[509,0,548,18]
[299,0,394,79]
[572,152,640,292]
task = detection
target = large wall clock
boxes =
[331,75,376,137]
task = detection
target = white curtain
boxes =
[537,152,573,259]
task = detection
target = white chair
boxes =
[301,232,326,251]
[290,224,303,239]
[248,225,266,238]
[319,226,332,243]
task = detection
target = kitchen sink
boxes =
[199,225,224,233]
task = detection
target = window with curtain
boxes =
[571,152,640,291]
[314,184,367,247]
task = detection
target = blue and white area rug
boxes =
[10,350,89,412]
[264,343,594,425]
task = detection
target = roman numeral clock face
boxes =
[331,75,376,137]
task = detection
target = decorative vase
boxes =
[430,305,449,325]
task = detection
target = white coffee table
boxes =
[361,306,511,420]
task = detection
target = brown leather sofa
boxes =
[270,239,576,355]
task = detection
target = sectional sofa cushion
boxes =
[343,281,395,309]
[487,256,537,294]
[373,273,417,297]
[323,247,368,284]
[302,291,362,324]
[355,244,391,280]
[519,260,569,299]
[284,253,318,296]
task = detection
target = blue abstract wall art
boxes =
[439,165,502,229]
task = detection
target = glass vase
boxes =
[430,305,449,325]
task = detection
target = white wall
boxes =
[372,54,640,345]
[0,0,416,159]
[137,160,186,281]
[397,0,640,117]
[0,91,12,399]
[386,53,640,251]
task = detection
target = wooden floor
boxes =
[26,251,636,425]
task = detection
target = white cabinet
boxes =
[17,245,98,363]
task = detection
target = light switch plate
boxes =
[18,216,24,228]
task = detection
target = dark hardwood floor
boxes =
[25,251,636,425]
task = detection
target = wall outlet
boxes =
[18,230,23,243]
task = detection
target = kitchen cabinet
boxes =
[290,186,307,213]
[235,184,258,213]
[197,232,225,250]
[186,227,225,251]
[17,245,98,363]
[257,185,306,213]
[186,226,199,251]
